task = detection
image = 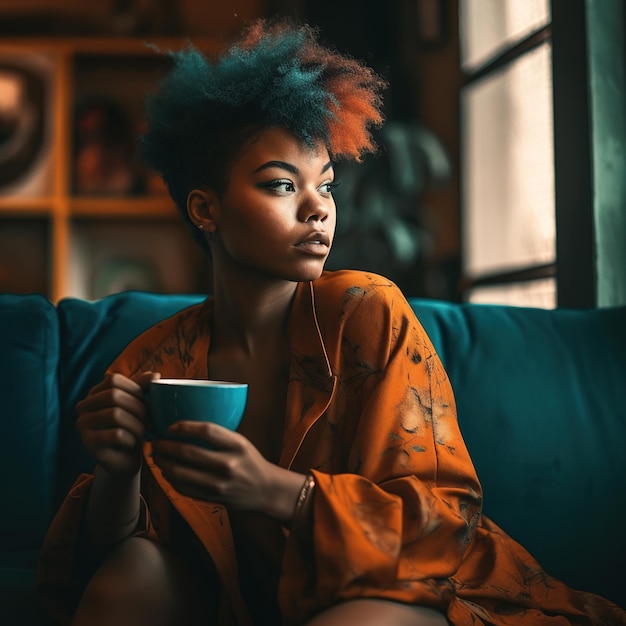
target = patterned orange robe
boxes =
[39,270,626,625]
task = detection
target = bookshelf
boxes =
[0,37,221,301]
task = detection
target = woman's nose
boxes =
[298,192,330,223]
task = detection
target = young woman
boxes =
[39,19,625,626]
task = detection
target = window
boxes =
[459,0,556,307]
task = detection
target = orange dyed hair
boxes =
[237,19,387,161]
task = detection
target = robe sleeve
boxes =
[280,280,483,621]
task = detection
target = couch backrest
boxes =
[412,298,626,607]
[6,290,623,607]
[0,295,60,551]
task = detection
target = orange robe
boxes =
[39,270,626,625]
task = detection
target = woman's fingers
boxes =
[75,371,160,476]
[77,406,146,441]
[153,453,228,498]
[81,422,138,451]
[168,421,245,451]
[80,416,144,476]
[151,427,246,491]
[83,372,144,400]
[152,437,229,474]
[135,370,161,393]
[77,372,159,428]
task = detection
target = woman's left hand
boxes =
[152,421,305,523]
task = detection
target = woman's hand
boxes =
[77,371,160,478]
[152,422,306,523]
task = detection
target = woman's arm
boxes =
[86,467,142,547]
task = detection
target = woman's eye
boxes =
[320,181,341,194]
[258,180,295,193]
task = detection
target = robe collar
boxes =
[279,280,337,468]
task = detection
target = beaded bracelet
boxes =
[291,473,316,530]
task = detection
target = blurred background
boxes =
[0,0,624,308]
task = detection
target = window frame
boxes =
[459,0,596,308]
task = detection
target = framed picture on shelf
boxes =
[0,51,55,197]
[72,94,146,196]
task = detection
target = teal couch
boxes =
[1,291,625,624]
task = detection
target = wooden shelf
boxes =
[0,36,217,302]
[0,197,55,216]
[0,195,178,219]
[0,36,223,56]
[70,196,178,219]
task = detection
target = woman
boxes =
[39,19,625,626]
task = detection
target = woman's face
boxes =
[209,127,337,283]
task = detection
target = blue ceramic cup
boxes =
[147,379,248,443]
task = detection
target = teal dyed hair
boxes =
[140,19,386,254]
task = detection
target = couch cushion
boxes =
[55,291,204,506]
[0,295,60,551]
[0,550,51,625]
[411,298,626,607]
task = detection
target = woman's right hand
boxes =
[76,371,160,477]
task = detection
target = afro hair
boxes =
[140,18,387,252]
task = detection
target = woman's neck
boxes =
[210,272,299,357]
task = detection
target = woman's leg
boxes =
[71,537,216,626]
[304,598,450,626]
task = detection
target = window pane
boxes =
[467,277,556,308]
[460,0,551,70]
[461,42,555,278]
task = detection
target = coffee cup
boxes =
[146,378,248,444]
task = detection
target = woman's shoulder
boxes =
[313,269,409,320]
[313,270,414,328]
[311,271,431,368]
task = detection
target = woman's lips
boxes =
[295,231,330,256]
[295,240,330,256]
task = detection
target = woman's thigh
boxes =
[304,598,450,626]
[71,536,217,626]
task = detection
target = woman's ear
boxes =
[187,189,220,234]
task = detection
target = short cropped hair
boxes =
[140,18,387,253]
